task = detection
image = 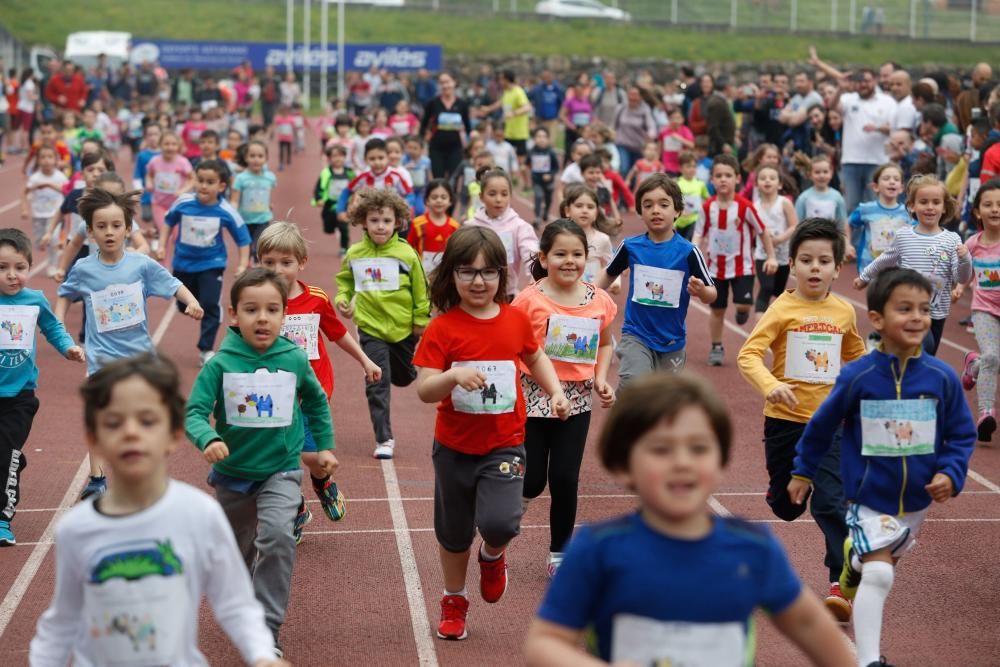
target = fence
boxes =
[0,22,31,73]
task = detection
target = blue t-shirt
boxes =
[232,169,277,226]
[0,288,75,396]
[402,155,432,191]
[606,232,713,353]
[795,187,847,226]
[538,513,802,664]
[57,252,182,375]
[848,200,913,272]
[164,194,251,273]
[134,149,160,205]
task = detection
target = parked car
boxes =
[535,0,631,21]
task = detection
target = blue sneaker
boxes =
[313,477,346,522]
[80,476,107,501]
[0,520,14,546]
[293,496,312,545]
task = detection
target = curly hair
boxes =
[348,187,411,230]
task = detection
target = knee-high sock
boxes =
[853,560,895,667]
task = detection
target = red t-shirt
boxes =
[283,282,348,398]
[407,214,460,254]
[412,304,539,455]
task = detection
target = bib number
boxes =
[807,199,837,220]
[632,265,684,308]
[92,282,146,333]
[154,171,181,194]
[351,257,401,292]
[785,331,843,384]
[711,229,741,257]
[682,194,702,215]
[611,614,746,667]
[422,250,443,275]
[544,315,600,364]
[180,215,220,248]
[530,154,552,173]
[860,399,936,457]
[451,360,516,414]
[973,256,1000,290]
[0,305,39,351]
[222,370,297,428]
[869,218,908,255]
[281,313,320,360]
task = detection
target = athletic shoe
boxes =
[436,594,469,640]
[967,321,976,334]
[479,547,508,603]
[824,582,852,622]
[80,475,107,501]
[0,520,15,546]
[313,477,347,521]
[978,409,996,443]
[547,552,564,579]
[962,351,980,390]
[839,537,861,601]
[866,658,895,667]
[373,439,395,459]
[959,316,973,327]
[199,350,216,367]
[293,496,312,545]
[707,345,724,367]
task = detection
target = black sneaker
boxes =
[866,658,895,667]
[80,476,107,501]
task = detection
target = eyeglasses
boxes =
[454,267,501,283]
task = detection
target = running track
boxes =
[0,138,998,667]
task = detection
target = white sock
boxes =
[853,560,894,667]
[480,543,502,562]
[443,588,467,598]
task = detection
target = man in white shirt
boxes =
[888,70,917,135]
[837,69,898,214]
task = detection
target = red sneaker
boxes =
[824,582,852,622]
[962,352,980,391]
[478,547,508,603]
[436,595,469,640]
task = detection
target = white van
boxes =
[64,31,131,71]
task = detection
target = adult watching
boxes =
[613,86,656,176]
[420,71,471,180]
[835,68,898,214]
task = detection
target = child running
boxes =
[231,140,277,262]
[675,151,710,241]
[559,183,615,290]
[56,188,204,499]
[312,144,354,256]
[527,127,559,228]
[30,355,286,667]
[413,225,570,641]
[407,178,461,275]
[185,268,337,657]
[21,145,68,268]
[335,189,430,460]
[738,218,866,621]
[752,164,799,320]
[848,163,910,274]
[855,175,972,356]
[789,268,976,667]
[146,132,194,258]
[511,220,616,577]
[599,174,716,383]
[524,373,855,667]
[0,229,83,546]
[795,156,850,259]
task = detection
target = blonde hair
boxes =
[257,221,308,262]
[906,174,957,224]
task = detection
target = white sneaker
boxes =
[547,552,564,579]
[199,350,216,367]
[373,439,395,459]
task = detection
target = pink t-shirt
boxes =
[181,121,207,158]
[966,232,1000,318]
[147,154,193,210]
[389,113,419,136]
[658,125,693,173]
[562,97,592,129]
[273,115,295,142]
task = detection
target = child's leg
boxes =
[615,333,656,388]
[854,550,895,667]
[709,280,728,347]
[772,263,790,296]
[808,428,848,583]
[921,318,946,356]
[432,441,478,593]
[248,223,268,264]
[522,417,551,504]
[321,206,337,235]
[753,259,774,315]
[248,469,303,636]
[972,311,1000,415]
[732,275,754,325]
[532,184,544,223]
[214,485,260,570]
[474,445,525,558]
[359,332,394,443]
[545,412,590,554]
[387,334,418,388]
[653,347,687,374]
[0,392,39,533]
[762,417,810,522]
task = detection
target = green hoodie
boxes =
[335,233,430,343]
[185,327,334,481]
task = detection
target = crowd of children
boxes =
[6,83,998,667]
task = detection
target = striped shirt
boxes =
[697,195,765,280]
[860,225,972,319]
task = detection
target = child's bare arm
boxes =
[53,296,70,322]
[39,211,64,249]
[416,366,465,403]
[524,620,610,667]
[174,285,204,320]
[333,332,382,383]
[53,233,85,282]
[772,590,855,666]
[524,348,570,419]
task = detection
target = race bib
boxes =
[869,218,909,254]
[860,399,936,457]
[530,154,552,173]
[153,171,181,194]
[711,228,741,257]
[0,305,39,351]
[241,185,271,213]
[785,331,843,384]
[571,111,591,127]
[806,198,837,220]
[437,112,463,132]
[583,257,602,284]
[180,215,220,248]
[973,256,1000,291]
[92,282,146,333]
[450,360,516,414]
[351,258,400,292]
[391,119,412,136]
[222,369,297,428]
[498,230,515,265]
[637,170,656,184]
[544,315,600,364]
[662,133,682,152]
[422,250,444,275]
[411,166,428,189]
[632,265,683,308]
[281,313,320,360]
[611,614,746,667]
[682,193,702,215]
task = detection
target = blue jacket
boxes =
[793,348,975,515]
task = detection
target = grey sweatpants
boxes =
[214,469,303,634]
[359,331,418,443]
[972,311,1000,413]
[616,333,687,387]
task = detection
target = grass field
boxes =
[2,0,990,65]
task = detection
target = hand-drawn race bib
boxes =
[83,539,190,666]
[241,185,271,213]
[583,257,602,284]
[437,111,463,132]
[153,171,181,194]
[860,399,936,457]
[0,305,39,351]
[351,257,401,292]
[422,250,444,275]
[180,215,221,248]
[869,217,909,255]
[973,256,1000,291]
[662,133,683,152]
[450,360,516,415]
[544,315,600,364]
[711,228,741,257]
[571,112,591,127]
[497,230,515,265]
[632,265,683,308]
[785,331,843,384]
[611,614,747,667]
[806,198,837,220]
[222,369,297,428]
[92,282,146,333]
[281,313,320,360]
[411,166,428,189]
[682,194,702,215]
[530,153,552,173]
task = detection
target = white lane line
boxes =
[381,460,438,667]
[151,299,178,345]
[0,200,21,215]
[968,470,1000,495]
[708,496,733,517]
[26,258,49,279]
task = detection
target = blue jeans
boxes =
[840,163,877,217]
[174,268,224,352]
[617,144,642,178]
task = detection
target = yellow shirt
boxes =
[737,289,866,423]
[502,86,531,141]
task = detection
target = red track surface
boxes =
[0,138,998,667]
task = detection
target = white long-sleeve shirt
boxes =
[30,480,274,667]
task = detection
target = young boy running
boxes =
[0,229,83,546]
[597,174,716,384]
[185,268,338,656]
[789,268,976,667]
[312,144,354,256]
[30,355,286,666]
[524,373,854,667]
[693,154,778,366]
[737,218,866,621]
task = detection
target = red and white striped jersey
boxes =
[347,167,413,197]
[697,194,765,280]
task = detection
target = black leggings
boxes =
[754,260,790,313]
[279,141,292,167]
[429,143,463,180]
[523,411,592,553]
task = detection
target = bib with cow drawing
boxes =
[631,265,683,309]
[784,331,842,384]
[860,399,936,457]
[222,369,296,428]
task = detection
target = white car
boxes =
[535,0,631,21]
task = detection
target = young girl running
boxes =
[559,183,617,292]
[464,167,538,298]
[413,225,569,641]
[511,220,616,578]
[961,179,1000,442]
[848,163,910,273]
[231,140,277,263]
[753,165,799,320]
[407,178,460,274]
[146,132,194,259]
[856,175,972,356]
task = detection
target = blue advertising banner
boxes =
[130,39,442,72]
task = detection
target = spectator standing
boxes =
[530,70,564,138]
[44,61,87,115]
[779,72,823,152]
[259,65,280,129]
[888,70,918,135]
[613,86,656,177]
[590,69,626,129]
[413,68,438,114]
[837,69,898,214]
[704,76,736,158]
[420,72,471,180]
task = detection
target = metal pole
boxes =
[303,0,311,110]
[831,0,838,32]
[970,0,977,42]
[730,0,737,29]
[791,0,797,32]
[320,0,328,110]
[337,0,345,103]
[849,0,856,34]
[909,0,916,38]
[671,0,678,24]
[286,0,294,71]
